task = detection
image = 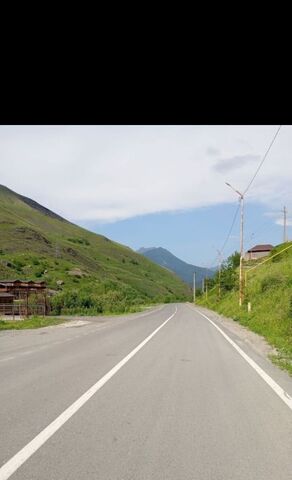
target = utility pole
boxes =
[226,182,244,306]
[239,193,244,306]
[202,278,204,294]
[283,206,287,243]
[205,278,208,300]
[193,272,196,303]
[217,250,222,299]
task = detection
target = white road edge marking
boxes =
[190,305,292,412]
[0,306,177,480]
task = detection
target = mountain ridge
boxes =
[0,185,67,223]
[0,185,191,313]
[137,246,215,287]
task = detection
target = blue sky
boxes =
[0,125,290,268]
[80,201,286,267]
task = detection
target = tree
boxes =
[215,251,240,293]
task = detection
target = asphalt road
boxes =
[0,303,292,479]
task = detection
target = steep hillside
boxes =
[137,247,215,287]
[197,243,292,375]
[0,185,191,313]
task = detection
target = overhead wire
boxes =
[212,125,282,266]
[244,125,282,195]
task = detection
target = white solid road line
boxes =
[0,307,177,480]
[191,306,292,412]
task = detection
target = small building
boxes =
[244,244,273,261]
[0,279,46,296]
[0,293,14,315]
[0,280,48,316]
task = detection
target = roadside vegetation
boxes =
[0,185,191,317]
[197,244,292,375]
[0,316,64,330]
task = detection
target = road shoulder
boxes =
[187,302,292,399]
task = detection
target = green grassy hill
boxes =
[0,185,191,314]
[197,244,292,374]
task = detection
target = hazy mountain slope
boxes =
[0,185,191,312]
[137,247,215,287]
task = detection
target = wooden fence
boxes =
[0,303,49,318]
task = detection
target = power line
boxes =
[208,255,220,269]
[245,223,273,247]
[206,201,240,269]
[244,125,282,195]
[220,202,241,254]
[245,205,292,251]
[244,210,278,245]
[212,125,282,264]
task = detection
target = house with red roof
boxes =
[244,244,273,261]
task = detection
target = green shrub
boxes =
[67,237,90,246]
[13,259,25,272]
[129,259,139,265]
[261,275,285,292]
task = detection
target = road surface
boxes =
[0,303,292,479]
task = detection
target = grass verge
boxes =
[0,316,64,330]
[0,303,155,329]
[197,283,292,375]
[198,293,292,376]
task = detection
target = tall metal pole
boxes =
[239,194,244,306]
[193,272,196,303]
[225,182,244,307]
[283,206,287,243]
[217,250,222,299]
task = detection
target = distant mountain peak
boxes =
[0,185,191,305]
[137,247,158,254]
[137,246,215,287]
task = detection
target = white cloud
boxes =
[206,146,220,156]
[0,125,290,223]
[214,154,260,173]
[264,210,292,227]
[275,217,292,227]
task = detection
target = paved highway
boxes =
[0,303,292,479]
